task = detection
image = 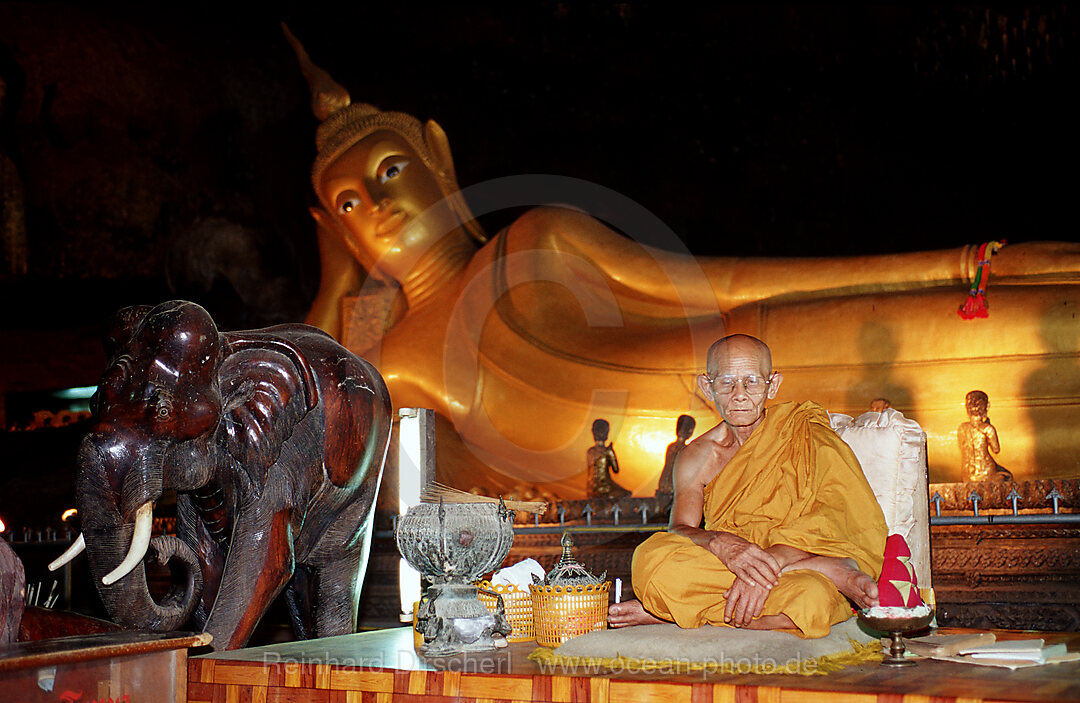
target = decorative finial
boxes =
[560,531,574,558]
[544,531,605,586]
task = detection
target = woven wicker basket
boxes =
[529,581,610,647]
[476,581,535,643]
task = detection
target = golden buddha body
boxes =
[287,30,1080,493]
[586,419,629,499]
[656,414,695,496]
[958,390,1012,483]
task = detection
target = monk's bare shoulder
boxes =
[675,423,737,489]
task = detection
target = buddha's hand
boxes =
[723,578,770,627]
[708,532,781,589]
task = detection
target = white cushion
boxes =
[830,408,931,588]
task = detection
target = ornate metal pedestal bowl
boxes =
[395,501,514,656]
[857,609,936,667]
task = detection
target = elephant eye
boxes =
[156,396,173,419]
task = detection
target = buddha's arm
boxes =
[304,211,363,338]
[986,425,1001,454]
[512,209,1080,312]
[649,240,1080,309]
[717,241,1080,306]
[607,445,620,474]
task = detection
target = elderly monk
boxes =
[609,334,887,638]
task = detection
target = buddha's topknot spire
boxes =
[281,22,352,122]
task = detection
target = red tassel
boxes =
[958,241,1005,320]
[958,292,988,319]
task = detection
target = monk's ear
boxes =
[697,373,715,402]
[766,371,783,399]
[424,119,457,183]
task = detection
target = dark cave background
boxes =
[0,3,1077,414]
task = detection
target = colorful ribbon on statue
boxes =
[958,240,1005,319]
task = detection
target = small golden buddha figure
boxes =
[284,28,1080,495]
[958,390,1013,483]
[655,414,695,496]
[586,419,629,499]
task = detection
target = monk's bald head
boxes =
[706,334,773,378]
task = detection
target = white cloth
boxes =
[492,558,546,589]
[830,408,931,588]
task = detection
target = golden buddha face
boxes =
[318,130,456,281]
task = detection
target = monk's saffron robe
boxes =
[632,401,887,638]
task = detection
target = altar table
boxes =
[189,626,1080,703]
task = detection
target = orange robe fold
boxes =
[632,401,887,638]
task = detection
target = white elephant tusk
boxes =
[102,502,154,586]
[48,533,86,571]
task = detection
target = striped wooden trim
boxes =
[187,658,1049,703]
[188,628,1080,703]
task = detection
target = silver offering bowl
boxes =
[395,501,515,655]
[857,609,935,667]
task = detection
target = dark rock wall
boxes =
[1,5,315,328]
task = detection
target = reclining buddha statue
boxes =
[287,29,1080,495]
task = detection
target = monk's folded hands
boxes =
[708,531,781,588]
[723,578,771,626]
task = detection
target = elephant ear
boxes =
[218,336,317,495]
[104,305,153,359]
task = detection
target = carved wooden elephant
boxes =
[51,300,392,649]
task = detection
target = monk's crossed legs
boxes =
[623,532,851,638]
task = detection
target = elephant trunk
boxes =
[74,436,202,632]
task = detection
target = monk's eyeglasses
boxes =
[705,373,772,396]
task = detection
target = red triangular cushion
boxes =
[884,533,912,559]
[877,534,924,608]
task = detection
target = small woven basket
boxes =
[477,581,535,642]
[529,581,610,647]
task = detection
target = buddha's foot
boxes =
[607,599,667,628]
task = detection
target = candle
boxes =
[615,578,622,604]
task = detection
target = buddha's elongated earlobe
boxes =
[425,119,487,244]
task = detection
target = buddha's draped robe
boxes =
[632,401,887,638]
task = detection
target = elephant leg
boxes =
[299,492,379,639]
[204,510,295,650]
[284,565,315,640]
[306,548,364,638]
